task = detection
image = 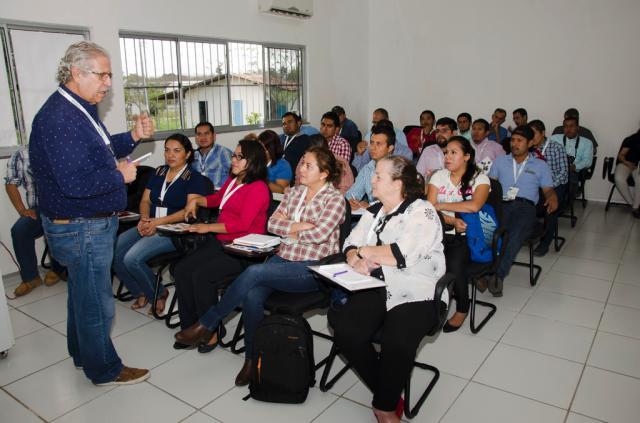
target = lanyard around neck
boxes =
[293,183,328,222]
[220,178,244,210]
[57,87,116,162]
[198,148,211,172]
[159,164,188,204]
[512,156,529,185]
[283,133,298,150]
[541,139,550,156]
[476,139,490,160]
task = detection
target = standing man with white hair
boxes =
[29,41,154,385]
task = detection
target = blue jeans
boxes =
[41,215,123,384]
[497,201,537,279]
[199,255,320,358]
[12,210,65,281]
[113,227,176,301]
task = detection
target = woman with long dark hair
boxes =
[257,129,292,193]
[113,133,208,314]
[427,136,490,331]
[172,139,270,352]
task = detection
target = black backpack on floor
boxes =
[244,314,315,404]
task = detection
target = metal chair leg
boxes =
[319,343,351,392]
[404,362,440,419]
[513,242,542,286]
[164,294,181,329]
[469,282,497,334]
[40,244,51,269]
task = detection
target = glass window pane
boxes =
[265,47,302,121]
[179,40,228,128]
[10,29,84,141]
[120,36,179,130]
[228,42,264,126]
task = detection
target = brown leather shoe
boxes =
[44,270,61,286]
[174,323,213,346]
[14,276,43,297]
[95,366,150,386]
[235,359,252,387]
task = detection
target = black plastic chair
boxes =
[319,272,456,419]
[402,125,420,136]
[603,156,634,211]
[512,191,552,286]
[225,200,352,357]
[577,156,597,208]
[466,179,508,334]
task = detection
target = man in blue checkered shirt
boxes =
[191,122,232,189]
[528,120,569,257]
[5,146,67,297]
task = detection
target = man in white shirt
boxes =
[471,118,506,174]
[416,117,457,179]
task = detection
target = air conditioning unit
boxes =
[258,0,313,19]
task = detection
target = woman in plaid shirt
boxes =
[175,145,346,386]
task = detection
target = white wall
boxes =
[367,0,640,202]
[0,0,370,276]
[3,0,639,276]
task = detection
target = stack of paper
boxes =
[308,263,386,291]
[233,234,281,248]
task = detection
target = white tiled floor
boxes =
[1,202,640,422]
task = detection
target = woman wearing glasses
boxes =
[172,140,270,352]
[174,146,346,386]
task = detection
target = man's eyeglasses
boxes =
[88,70,113,81]
[231,153,245,161]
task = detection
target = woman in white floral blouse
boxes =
[329,155,446,423]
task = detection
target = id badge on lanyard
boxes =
[219,178,244,210]
[506,157,528,200]
[158,165,188,213]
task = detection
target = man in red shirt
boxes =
[407,110,436,156]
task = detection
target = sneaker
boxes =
[13,276,43,297]
[94,366,150,386]
[44,270,62,286]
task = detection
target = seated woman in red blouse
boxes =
[175,146,346,386]
[172,140,270,352]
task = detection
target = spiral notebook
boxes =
[308,263,385,291]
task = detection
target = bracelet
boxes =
[356,247,363,259]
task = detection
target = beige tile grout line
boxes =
[561,204,633,423]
